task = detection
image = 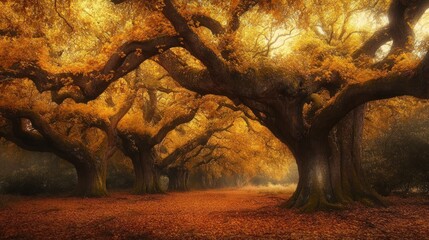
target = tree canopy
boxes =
[1,0,429,211]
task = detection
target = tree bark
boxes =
[130,152,144,193]
[285,136,337,212]
[74,161,107,197]
[286,106,385,212]
[132,149,162,194]
[328,105,385,206]
[167,166,189,191]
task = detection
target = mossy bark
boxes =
[74,161,107,197]
[328,105,385,206]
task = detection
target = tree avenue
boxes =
[1,0,429,211]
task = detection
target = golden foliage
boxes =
[1,0,428,184]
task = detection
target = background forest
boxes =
[1,97,429,196]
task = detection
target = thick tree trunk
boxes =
[74,161,107,197]
[328,106,385,206]
[168,167,189,191]
[132,149,162,194]
[286,107,385,212]
[286,136,338,212]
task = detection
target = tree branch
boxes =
[158,123,233,169]
[311,51,429,136]
[0,117,51,152]
[0,107,92,165]
[151,107,199,146]
[161,0,231,83]
[0,36,182,103]
[352,27,391,59]
[353,0,429,59]
[156,51,228,95]
[54,0,74,31]
[111,0,127,4]
[190,14,225,35]
[104,92,137,160]
[229,0,260,32]
[192,154,224,169]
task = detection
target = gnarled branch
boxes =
[0,36,182,103]
[311,51,429,136]
[190,14,225,35]
[161,0,231,83]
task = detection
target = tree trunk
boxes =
[285,135,338,212]
[132,149,162,194]
[168,168,178,190]
[130,152,144,192]
[74,161,107,197]
[328,105,385,206]
[168,167,189,191]
[182,170,189,190]
[168,168,178,191]
[286,107,385,212]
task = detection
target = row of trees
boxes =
[0,62,291,196]
[1,0,429,211]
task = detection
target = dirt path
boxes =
[0,188,428,239]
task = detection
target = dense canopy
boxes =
[1,0,429,212]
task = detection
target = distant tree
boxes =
[156,100,291,191]
[0,79,134,196]
[158,124,233,191]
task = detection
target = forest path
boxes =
[0,188,428,239]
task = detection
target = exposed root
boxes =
[283,190,388,213]
[281,194,298,209]
[283,191,346,213]
[358,190,389,207]
[299,196,345,213]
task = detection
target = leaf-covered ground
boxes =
[0,188,428,239]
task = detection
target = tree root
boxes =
[357,190,389,207]
[283,190,388,213]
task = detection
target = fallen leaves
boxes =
[0,189,428,239]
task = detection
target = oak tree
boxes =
[2,0,429,211]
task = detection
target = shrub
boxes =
[0,167,76,195]
[363,116,429,196]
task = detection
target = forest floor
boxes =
[0,187,428,239]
